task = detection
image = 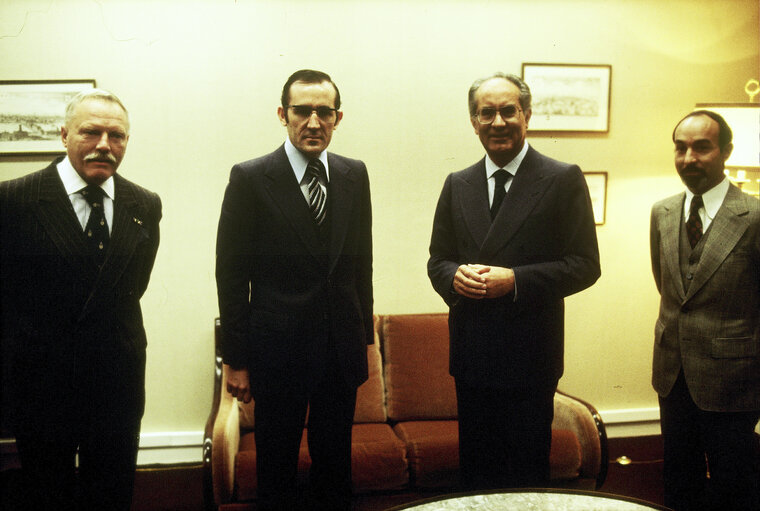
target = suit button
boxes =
[686,273,693,280]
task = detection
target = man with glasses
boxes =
[216,69,372,510]
[428,73,600,490]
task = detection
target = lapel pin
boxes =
[133,217,143,226]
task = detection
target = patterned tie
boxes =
[80,185,109,266]
[306,159,327,226]
[490,169,509,220]
[686,195,703,249]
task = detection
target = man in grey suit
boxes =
[650,110,760,510]
[1,89,161,510]
[216,69,372,510]
[428,73,600,490]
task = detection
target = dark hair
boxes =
[673,110,733,150]
[281,69,341,110]
[468,72,531,117]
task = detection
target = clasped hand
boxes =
[453,264,515,299]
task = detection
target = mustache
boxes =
[84,152,117,164]
[682,163,704,173]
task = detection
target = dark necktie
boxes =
[80,185,109,266]
[306,159,327,226]
[490,169,509,220]
[686,195,704,249]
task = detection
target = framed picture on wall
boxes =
[522,63,611,132]
[583,171,608,225]
[0,79,96,155]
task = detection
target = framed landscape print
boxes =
[0,79,96,155]
[522,64,611,132]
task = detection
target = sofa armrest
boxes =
[203,319,242,510]
[553,390,609,488]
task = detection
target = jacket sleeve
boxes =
[215,165,254,369]
[510,165,601,303]
[427,173,462,307]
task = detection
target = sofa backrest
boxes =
[353,316,388,423]
[380,313,457,422]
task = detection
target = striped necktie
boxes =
[306,159,327,226]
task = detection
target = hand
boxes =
[226,366,252,403]
[481,265,515,298]
[453,264,489,299]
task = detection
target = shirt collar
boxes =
[684,176,729,221]
[56,156,115,200]
[485,141,530,179]
[284,138,330,184]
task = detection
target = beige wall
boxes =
[1,0,757,447]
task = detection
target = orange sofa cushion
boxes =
[235,423,408,499]
[382,313,457,421]
[392,421,582,488]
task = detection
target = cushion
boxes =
[381,314,457,421]
[393,420,459,488]
[392,420,582,487]
[353,317,387,423]
[235,424,408,499]
[549,429,583,480]
[351,423,409,491]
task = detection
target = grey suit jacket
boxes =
[650,183,760,412]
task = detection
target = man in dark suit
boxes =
[215,69,372,510]
[428,73,600,490]
[1,89,161,510]
[650,110,759,510]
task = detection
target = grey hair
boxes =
[64,88,130,132]
[468,73,532,117]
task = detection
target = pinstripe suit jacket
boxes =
[0,159,161,437]
[650,183,760,412]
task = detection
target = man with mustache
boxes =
[650,111,760,510]
[216,69,372,510]
[1,89,161,510]
[428,73,600,490]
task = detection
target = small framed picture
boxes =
[584,171,608,225]
[522,63,611,132]
[0,79,96,155]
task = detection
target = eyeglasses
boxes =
[287,105,339,123]
[475,105,522,124]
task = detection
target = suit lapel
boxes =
[80,176,152,318]
[326,154,357,272]
[685,185,750,301]
[263,146,325,263]
[457,159,491,250]
[660,193,687,301]
[33,163,93,275]
[480,147,554,259]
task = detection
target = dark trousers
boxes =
[455,381,556,491]
[14,427,140,511]
[253,357,357,511]
[659,370,760,511]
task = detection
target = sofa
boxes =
[203,313,608,510]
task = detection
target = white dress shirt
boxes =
[56,157,114,234]
[284,138,330,203]
[683,176,729,232]
[484,141,529,207]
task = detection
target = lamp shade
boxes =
[694,103,760,169]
